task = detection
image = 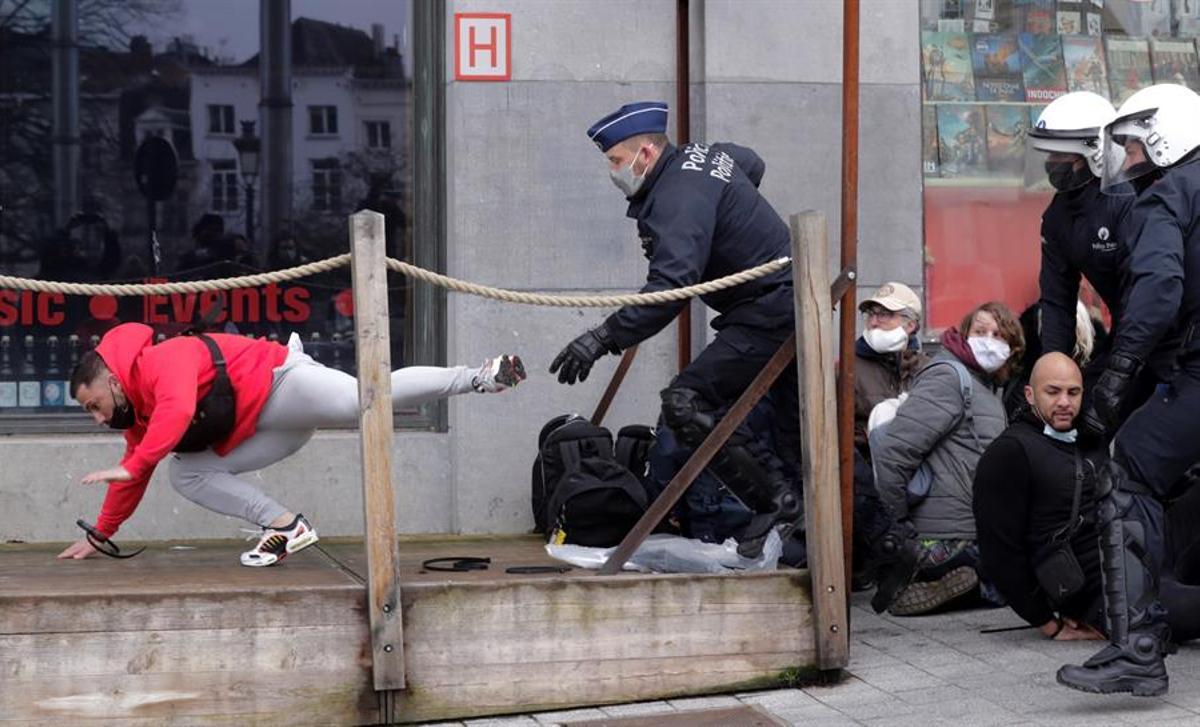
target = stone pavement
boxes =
[419,591,1200,727]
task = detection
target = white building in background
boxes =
[188,18,408,255]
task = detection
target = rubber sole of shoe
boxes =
[1056,671,1168,698]
[287,530,320,555]
[888,565,979,616]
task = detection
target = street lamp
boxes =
[232,120,261,245]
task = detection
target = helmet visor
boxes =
[1101,109,1159,195]
[1023,131,1096,193]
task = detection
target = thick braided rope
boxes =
[0,254,791,306]
[0,255,351,296]
[384,256,792,307]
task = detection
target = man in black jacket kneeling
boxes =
[974,352,1107,640]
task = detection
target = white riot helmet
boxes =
[1102,83,1200,194]
[1024,91,1115,192]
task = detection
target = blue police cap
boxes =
[587,101,669,151]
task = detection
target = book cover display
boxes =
[937,104,989,177]
[1062,34,1111,97]
[1019,33,1069,101]
[923,105,942,176]
[1106,36,1154,104]
[1150,38,1200,90]
[972,34,1026,99]
[985,105,1029,174]
[1020,0,1059,33]
[923,31,978,100]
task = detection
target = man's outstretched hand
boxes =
[57,538,98,560]
[549,324,619,385]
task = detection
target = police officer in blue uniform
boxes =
[1058,84,1200,697]
[549,101,800,558]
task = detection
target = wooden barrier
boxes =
[348,210,406,692]
[791,211,849,669]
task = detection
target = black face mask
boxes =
[107,381,135,430]
[1045,160,1089,192]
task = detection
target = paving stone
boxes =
[890,683,974,706]
[762,703,861,727]
[735,688,821,710]
[664,696,743,712]
[532,707,609,725]
[599,701,676,718]
[464,718,541,727]
[849,663,947,692]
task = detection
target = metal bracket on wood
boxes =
[349,210,407,691]
[830,267,857,306]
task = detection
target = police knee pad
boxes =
[660,386,716,447]
[1096,460,1143,527]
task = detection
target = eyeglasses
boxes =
[861,307,900,322]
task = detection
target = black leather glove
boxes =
[548,323,619,385]
[1081,351,1141,437]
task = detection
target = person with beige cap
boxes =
[849,282,928,591]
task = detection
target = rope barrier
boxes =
[0,254,792,307]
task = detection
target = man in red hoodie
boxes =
[60,322,524,566]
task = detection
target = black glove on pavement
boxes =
[1081,351,1141,438]
[549,323,619,385]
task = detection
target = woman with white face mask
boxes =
[867,301,1024,617]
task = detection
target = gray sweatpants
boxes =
[168,342,477,527]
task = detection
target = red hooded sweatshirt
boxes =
[92,323,289,536]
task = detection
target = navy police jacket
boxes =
[603,142,795,350]
[1038,180,1134,355]
[1113,156,1200,366]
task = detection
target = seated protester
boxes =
[852,282,928,585]
[975,353,1107,641]
[978,352,1200,643]
[869,301,1025,615]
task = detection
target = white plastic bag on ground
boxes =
[546,530,783,574]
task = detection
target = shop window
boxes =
[0,1,437,431]
[920,0,1197,329]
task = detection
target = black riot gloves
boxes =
[549,323,620,385]
[1082,351,1141,437]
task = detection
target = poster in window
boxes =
[923,105,942,177]
[937,104,989,177]
[922,32,978,100]
[1019,33,1069,101]
[1087,12,1103,34]
[985,105,1028,176]
[973,34,1026,100]
[1149,38,1200,90]
[1062,35,1111,98]
[1019,0,1058,33]
[1177,0,1200,37]
[1106,36,1154,105]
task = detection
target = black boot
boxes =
[709,441,801,558]
[1056,631,1168,697]
[870,524,922,613]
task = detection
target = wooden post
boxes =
[348,210,406,691]
[591,345,638,426]
[791,211,849,669]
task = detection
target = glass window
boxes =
[919,0,1198,330]
[308,105,339,135]
[207,104,235,135]
[365,120,392,149]
[210,160,239,212]
[0,1,436,431]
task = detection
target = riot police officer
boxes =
[549,101,800,558]
[1057,84,1200,697]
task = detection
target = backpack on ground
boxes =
[531,415,650,547]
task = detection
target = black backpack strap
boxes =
[546,462,649,527]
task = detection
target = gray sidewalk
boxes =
[422,592,1200,727]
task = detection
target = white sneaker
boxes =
[472,354,526,393]
[240,514,319,567]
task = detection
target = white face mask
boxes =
[863,326,909,354]
[968,335,1011,373]
[1043,424,1078,443]
[609,147,648,197]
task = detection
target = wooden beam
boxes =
[348,210,406,691]
[791,211,849,669]
[599,335,796,575]
[591,345,638,427]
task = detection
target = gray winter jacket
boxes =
[871,352,1008,539]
